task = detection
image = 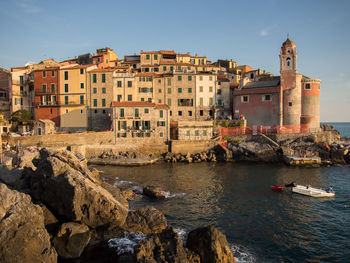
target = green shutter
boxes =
[93,74,97,83]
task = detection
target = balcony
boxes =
[36,101,59,107]
[35,90,57,95]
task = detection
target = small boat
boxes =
[292,185,335,197]
[270,185,284,191]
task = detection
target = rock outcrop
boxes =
[123,207,167,234]
[30,149,129,229]
[143,185,167,200]
[228,141,280,162]
[53,222,91,259]
[0,183,57,263]
[135,227,200,263]
[187,226,236,263]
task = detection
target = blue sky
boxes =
[1,0,349,121]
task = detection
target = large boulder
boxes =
[230,141,279,162]
[12,150,39,170]
[135,227,200,263]
[32,149,129,229]
[143,185,167,199]
[123,207,167,235]
[0,183,57,263]
[53,222,91,259]
[186,226,236,263]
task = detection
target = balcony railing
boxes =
[36,101,59,107]
[35,90,57,95]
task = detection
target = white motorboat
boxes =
[292,185,335,197]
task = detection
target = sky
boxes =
[1,0,349,122]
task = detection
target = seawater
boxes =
[95,163,350,262]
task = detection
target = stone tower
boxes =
[280,38,302,128]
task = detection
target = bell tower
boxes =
[280,38,297,73]
[280,38,302,128]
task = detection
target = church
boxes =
[233,38,321,133]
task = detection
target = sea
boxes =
[94,122,350,263]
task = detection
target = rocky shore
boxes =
[0,149,236,263]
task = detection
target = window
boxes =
[289,102,293,107]
[128,95,132,101]
[250,73,254,79]
[305,83,311,90]
[146,54,150,60]
[286,58,291,67]
[167,78,171,86]
[141,97,145,101]
[218,99,222,106]
[188,76,192,81]
[188,88,192,93]
[167,98,171,106]
[148,98,152,102]
[64,84,69,92]
[93,87,97,94]
[64,71,68,80]
[186,130,190,136]
[65,96,69,105]
[80,83,84,89]
[195,130,199,136]
[51,70,55,77]
[154,54,158,60]
[94,109,97,114]
[135,108,139,117]
[188,111,192,116]
[158,89,162,93]
[80,68,84,74]
[43,71,46,77]
[144,108,149,114]
[218,89,222,95]
[120,108,124,117]
[20,76,23,84]
[117,80,122,87]
[93,74,97,83]
[125,81,131,88]
[102,74,106,83]
[65,109,69,114]
[200,76,203,81]
[163,66,167,71]
[80,95,84,105]
[170,66,173,71]
[203,130,207,136]
[42,84,47,93]
[168,88,171,94]
[160,110,163,118]
[80,109,83,114]
[178,88,182,93]
[20,98,23,105]
[159,132,163,138]
[209,98,213,106]
[101,98,105,107]
[117,95,122,102]
[200,110,203,116]
[178,111,182,116]
[178,76,182,81]
[209,76,212,81]
[20,86,23,94]
[242,96,249,103]
[263,94,271,101]
[200,86,203,92]
[50,109,53,114]
[209,86,213,92]
[200,97,203,106]
[106,59,108,63]
[170,111,172,116]
[51,84,55,93]
[103,110,106,114]
[93,99,97,107]
[102,87,106,93]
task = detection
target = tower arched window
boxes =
[287,50,291,54]
[286,58,291,67]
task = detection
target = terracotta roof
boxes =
[217,76,230,81]
[60,64,95,70]
[90,67,116,72]
[136,73,159,77]
[160,50,176,55]
[177,53,191,57]
[155,104,169,109]
[283,38,295,46]
[141,51,160,54]
[230,84,239,88]
[0,67,11,73]
[34,67,60,71]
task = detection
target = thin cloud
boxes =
[259,25,277,37]
[16,0,42,14]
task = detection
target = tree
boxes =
[11,110,32,123]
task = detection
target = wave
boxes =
[230,243,256,263]
[108,232,146,255]
[159,190,186,199]
[174,228,188,243]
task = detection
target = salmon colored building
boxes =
[34,67,61,127]
[233,38,321,132]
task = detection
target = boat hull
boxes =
[292,185,335,197]
[270,185,284,191]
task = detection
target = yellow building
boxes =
[59,64,96,131]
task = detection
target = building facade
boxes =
[0,68,11,120]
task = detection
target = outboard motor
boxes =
[285,182,297,187]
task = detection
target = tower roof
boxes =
[282,38,295,46]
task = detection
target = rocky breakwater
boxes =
[0,148,237,262]
[164,151,217,163]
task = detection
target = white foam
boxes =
[230,243,256,263]
[114,180,134,187]
[174,228,188,243]
[159,191,186,199]
[131,185,143,194]
[108,232,146,255]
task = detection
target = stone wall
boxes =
[4,131,167,148]
[170,139,219,154]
